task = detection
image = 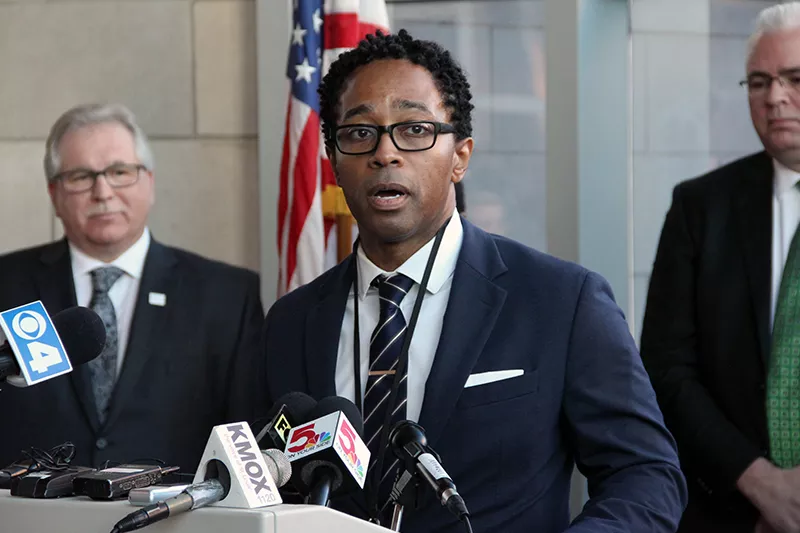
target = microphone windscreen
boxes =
[308,396,364,436]
[51,307,106,366]
[253,392,318,447]
[269,392,317,423]
[261,449,292,487]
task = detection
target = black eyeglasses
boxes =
[52,163,147,194]
[333,121,457,155]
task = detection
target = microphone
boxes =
[111,440,293,533]
[389,420,469,521]
[111,479,226,533]
[0,305,105,386]
[260,448,293,488]
[192,421,284,509]
[283,396,371,506]
[0,459,33,489]
[253,391,317,450]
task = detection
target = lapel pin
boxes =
[148,292,166,307]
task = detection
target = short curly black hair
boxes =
[318,29,474,148]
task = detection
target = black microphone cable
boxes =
[462,515,474,533]
[1,442,77,488]
[21,441,76,472]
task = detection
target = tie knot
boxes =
[91,266,125,294]
[373,273,414,306]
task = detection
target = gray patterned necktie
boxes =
[87,266,124,424]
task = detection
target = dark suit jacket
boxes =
[640,151,776,532]
[0,238,264,474]
[261,218,687,533]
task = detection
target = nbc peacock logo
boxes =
[304,431,332,450]
[345,450,365,479]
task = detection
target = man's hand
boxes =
[738,458,800,533]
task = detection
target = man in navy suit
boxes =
[261,30,686,532]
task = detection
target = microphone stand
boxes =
[391,503,405,531]
[387,467,420,531]
[308,468,334,506]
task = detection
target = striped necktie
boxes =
[363,273,415,513]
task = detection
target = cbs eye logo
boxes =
[11,311,47,341]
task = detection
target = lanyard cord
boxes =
[350,219,450,520]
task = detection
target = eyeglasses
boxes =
[52,163,147,194]
[739,70,800,98]
[333,121,457,155]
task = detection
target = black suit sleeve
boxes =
[640,184,763,494]
[255,304,278,422]
[223,271,265,424]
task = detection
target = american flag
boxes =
[277,0,389,296]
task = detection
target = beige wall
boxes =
[0,0,260,271]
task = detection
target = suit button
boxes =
[759,383,766,392]
[95,438,108,450]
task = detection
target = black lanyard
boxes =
[350,218,449,519]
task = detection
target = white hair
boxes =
[44,103,155,182]
[747,3,800,64]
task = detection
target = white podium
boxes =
[0,490,390,533]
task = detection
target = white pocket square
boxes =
[464,369,524,388]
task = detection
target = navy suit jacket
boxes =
[0,238,264,473]
[261,219,687,533]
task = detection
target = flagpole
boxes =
[337,214,354,262]
[323,184,354,262]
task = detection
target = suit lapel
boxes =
[732,152,773,366]
[305,257,353,400]
[104,240,177,430]
[36,240,79,315]
[36,241,101,430]
[418,220,508,448]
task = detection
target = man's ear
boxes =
[451,137,474,183]
[47,181,61,218]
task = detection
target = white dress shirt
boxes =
[335,211,464,422]
[69,228,151,376]
[772,160,800,326]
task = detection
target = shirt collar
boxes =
[356,209,464,300]
[69,228,151,280]
[774,158,800,197]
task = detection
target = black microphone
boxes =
[389,420,469,521]
[253,392,317,450]
[283,396,370,506]
[0,306,106,384]
[111,449,293,533]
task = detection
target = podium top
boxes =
[0,490,389,533]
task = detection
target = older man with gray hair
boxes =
[0,103,264,473]
[642,3,800,533]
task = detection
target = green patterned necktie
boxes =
[768,210,800,468]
